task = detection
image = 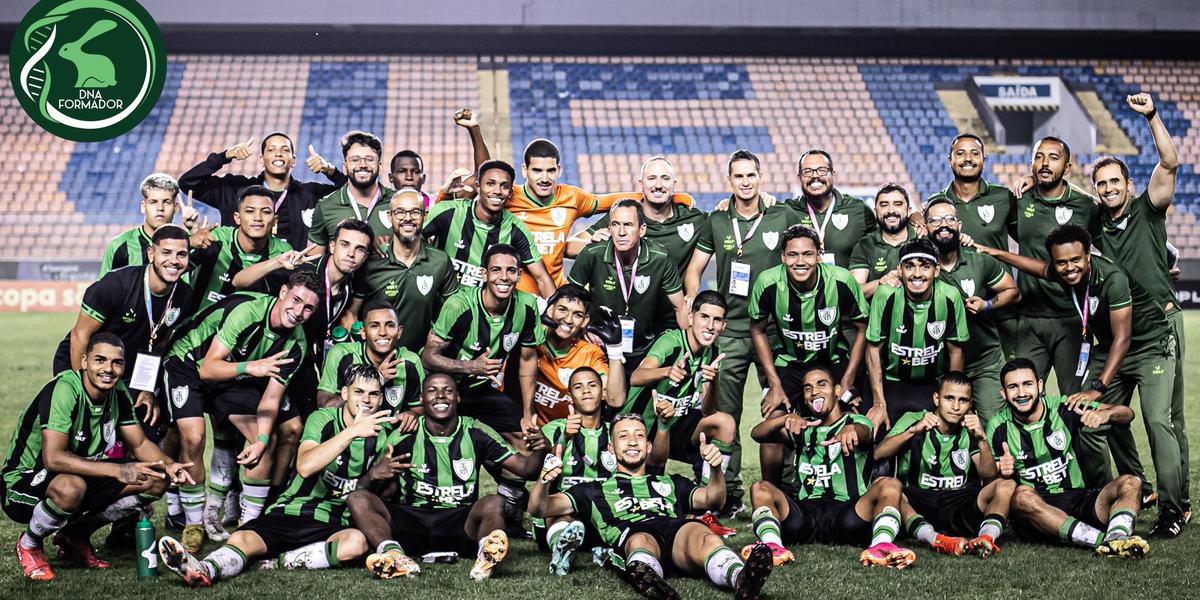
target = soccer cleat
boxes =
[700,513,737,537]
[469,530,508,581]
[549,521,585,576]
[203,505,231,542]
[859,542,917,570]
[1149,506,1186,539]
[735,543,774,600]
[181,523,206,554]
[931,534,968,556]
[165,510,186,530]
[157,536,212,588]
[625,560,680,600]
[223,492,241,527]
[366,549,421,579]
[741,542,794,567]
[1096,535,1150,559]
[16,536,54,581]
[718,499,746,520]
[967,535,1001,558]
[53,532,110,568]
[1142,492,1159,509]
[592,546,612,566]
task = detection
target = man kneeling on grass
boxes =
[158,364,396,586]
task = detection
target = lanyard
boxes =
[730,209,765,257]
[324,265,334,334]
[143,267,177,352]
[804,194,837,245]
[1071,281,1091,336]
[613,246,641,307]
[272,187,289,212]
[348,187,382,222]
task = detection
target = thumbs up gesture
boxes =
[306,144,334,175]
[564,403,582,436]
[998,442,1016,478]
[225,137,255,161]
[698,433,723,469]
[540,444,565,484]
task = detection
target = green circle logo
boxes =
[9,0,166,142]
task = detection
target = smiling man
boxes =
[307,131,395,249]
[783,149,877,268]
[849,183,919,299]
[101,173,199,276]
[318,301,424,413]
[532,284,618,427]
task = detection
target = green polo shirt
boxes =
[926,180,1015,250]
[694,197,800,335]
[784,189,877,268]
[587,203,708,271]
[1097,190,1175,308]
[936,249,1008,366]
[1009,186,1101,318]
[360,241,460,352]
[308,184,397,246]
[567,239,682,356]
[1055,256,1170,353]
[848,225,919,278]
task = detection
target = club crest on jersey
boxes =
[959,279,976,298]
[301,208,315,227]
[416,275,433,295]
[818,307,837,326]
[677,223,694,241]
[165,307,181,326]
[1047,430,1068,451]
[557,368,573,387]
[651,480,673,497]
[634,275,650,294]
[503,332,519,352]
[826,441,842,458]
[171,386,188,409]
[601,450,617,472]
[453,458,474,480]
[102,421,116,445]
[1089,296,1099,314]
[384,386,402,407]
[1055,207,1073,225]
[380,211,393,230]
[952,449,969,470]
[762,231,779,250]
[831,213,848,230]
[977,204,995,224]
[31,469,47,487]
[550,207,568,227]
[927,320,946,339]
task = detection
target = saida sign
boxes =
[9,0,166,142]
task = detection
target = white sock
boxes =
[870,507,902,546]
[201,545,245,581]
[166,489,182,516]
[1065,518,1103,548]
[25,499,70,546]
[751,506,784,546]
[179,484,205,526]
[704,547,744,590]
[277,541,334,570]
[378,540,404,554]
[238,479,271,524]
[205,446,236,515]
[99,495,144,522]
[627,549,663,577]
[546,520,569,547]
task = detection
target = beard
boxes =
[350,169,377,191]
[880,215,909,235]
[932,227,960,255]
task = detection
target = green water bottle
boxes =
[135,515,157,579]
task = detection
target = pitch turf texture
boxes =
[1,312,1197,599]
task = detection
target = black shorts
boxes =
[616,516,700,574]
[205,383,300,427]
[779,496,872,547]
[532,518,605,553]
[1043,488,1104,530]
[386,503,475,556]
[666,410,702,465]
[904,486,985,537]
[163,357,210,422]
[1,469,126,524]
[458,387,521,433]
[239,510,350,557]
[285,356,320,420]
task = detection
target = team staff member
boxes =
[180,132,345,250]
[308,131,395,249]
[784,149,877,268]
[926,133,1016,250]
[101,173,199,276]
[849,183,919,299]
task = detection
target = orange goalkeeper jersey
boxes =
[533,338,608,425]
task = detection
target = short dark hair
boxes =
[389,149,424,174]
[949,133,985,155]
[612,413,646,427]
[937,370,973,395]
[1000,357,1039,386]
[340,130,383,158]
[610,198,645,226]
[522,139,560,166]
[781,224,821,251]
[333,218,374,247]
[343,363,384,392]
[875,182,910,205]
[800,361,835,383]
[549,283,592,311]
[483,243,521,268]
[568,366,602,387]
[1091,156,1130,183]
[360,299,397,320]
[727,149,760,175]
[1035,136,1072,164]
[86,332,125,355]
[285,269,324,296]
[797,148,833,172]
[1045,224,1092,256]
[260,132,294,156]
[152,224,190,245]
[898,238,940,265]
[477,159,516,184]
[237,184,275,208]
[923,197,955,217]
[691,290,727,313]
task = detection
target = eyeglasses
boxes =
[390,208,426,218]
[925,215,961,226]
[800,167,832,178]
[346,156,379,166]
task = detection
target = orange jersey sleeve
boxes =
[533,341,609,425]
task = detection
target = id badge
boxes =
[130,352,161,392]
[323,339,334,354]
[729,261,752,297]
[1075,342,1091,377]
[620,317,636,354]
[820,253,835,265]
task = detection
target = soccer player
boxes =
[973,225,1181,535]
[353,190,460,353]
[567,199,687,370]
[925,199,1020,420]
[308,130,395,249]
[318,300,424,413]
[423,159,556,296]
[568,156,704,271]
[1090,92,1189,530]
[684,150,799,514]
[179,132,345,250]
[162,271,320,551]
[783,149,877,268]
[748,224,868,487]
[865,239,968,432]
[987,358,1148,558]
[532,284,619,426]
[874,371,1014,557]
[187,185,294,313]
[100,173,199,276]
[531,414,774,599]
[4,333,192,581]
[849,183,919,299]
[157,365,393,587]
[348,373,546,581]
[746,364,915,570]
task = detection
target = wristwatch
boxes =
[1089,380,1108,394]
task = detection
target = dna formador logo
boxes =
[9,0,166,142]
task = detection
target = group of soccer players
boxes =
[1,91,1188,599]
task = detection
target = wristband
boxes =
[235,362,247,376]
[1144,108,1158,121]
[606,344,625,363]
[257,433,270,445]
[985,300,992,312]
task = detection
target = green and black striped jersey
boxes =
[266,407,388,525]
[188,226,293,313]
[422,199,542,288]
[541,419,615,490]
[430,286,544,393]
[621,329,718,436]
[866,280,969,384]
[564,473,698,547]
[383,416,515,509]
[887,410,980,491]
[3,371,136,494]
[748,263,867,367]
[786,412,873,503]
[100,227,152,277]
[317,341,423,413]
[167,293,307,386]
[986,395,1096,495]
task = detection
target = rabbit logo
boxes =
[10,0,166,142]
